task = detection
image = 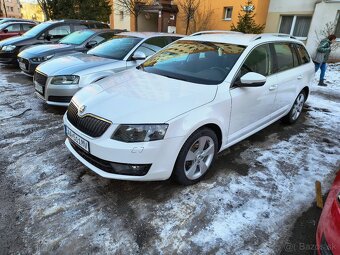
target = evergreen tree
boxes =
[231,0,265,34]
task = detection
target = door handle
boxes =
[297,75,303,80]
[269,85,277,91]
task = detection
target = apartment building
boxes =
[0,0,22,18]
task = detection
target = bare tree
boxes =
[315,21,340,52]
[37,0,51,20]
[191,4,213,33]
[178,0,200,35]
[115,0,150,31]
[1,0,8,18]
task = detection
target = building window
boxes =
[120,11,124,21]
[223,7,233,20]
[279,15,312,39]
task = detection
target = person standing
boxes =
[314,34,337,86]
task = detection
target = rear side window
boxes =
[92,32,116,44]
[295,44,311,64]
[22,24,35,31]
[240,44,273,77]
[6,24,21,32]
[48,25,71,39]
[273,43,294,72]
[74,25,88,31]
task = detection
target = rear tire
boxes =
[282,91,306,124]
[173,128,218,185]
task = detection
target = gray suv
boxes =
[34,32,183,106]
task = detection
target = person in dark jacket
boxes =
[314,34,337,86]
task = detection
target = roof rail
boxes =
[253,33,297,41]
[190,30,243,36]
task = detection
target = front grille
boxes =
[67,101,111,138]
[34,71,47,86]
[48,96,73,103]
[70,141,151,176]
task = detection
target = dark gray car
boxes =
[18,29,125,75]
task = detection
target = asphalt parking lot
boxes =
[0,64,339,254]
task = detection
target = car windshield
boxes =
[87,36,142,60]
[59,30,95,45]
[140,40,246,85]
[22,22,51,37]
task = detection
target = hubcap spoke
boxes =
[198,161,208,175]
[201,144,214,158]
[185,150,196,162]
[186,162,198,178]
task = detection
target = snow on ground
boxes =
[0,64,339,254]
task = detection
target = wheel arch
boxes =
[302,86,309,100]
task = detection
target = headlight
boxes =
[2,45,16,51]
[50,75,80,85]
[112,124,168,143]
[31,54,54,62]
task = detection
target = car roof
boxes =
[45,19,109,25]
[185,32,304,46]
[1,21,36,25]
[117,31,184,39]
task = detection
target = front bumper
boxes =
[0,51,18,64]
[63,114,184,181]
[18,57,40,75]
[34,77,79,107]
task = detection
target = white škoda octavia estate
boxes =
[63,32,314,185]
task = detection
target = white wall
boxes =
[306,1,340,61]
[268,0,318,13]
[113,3,131,30]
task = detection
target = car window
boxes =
[59,30,95,45]
[87,36,142,60]
[141,40,246,85]
[5,24,21,32]
[290,44,300,67]
[92,32,116,44]
[171,36,182,42]
[273,43,294,72]
[295,44,311,64]
[22,23,35,31]
[240,44,273,77]
[144,37,169,48]
[48,25,71,39]
[74,24,88,31]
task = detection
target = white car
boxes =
[63,32,314,185]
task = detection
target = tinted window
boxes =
[290,44,299,67]
[240,44,272,77]
[141,40,245,85]
[74,25,88,31]
[295,44,310,64]
[22,24,35,31]
[59,30,95,45]
[144,37,169,48]
[274,44,294,72]
[171,36,181,42]
[22,22,51,37]
[48,25,71,39]
[87,36,142,60]
[6,24,21,32]
[91,32,116,44]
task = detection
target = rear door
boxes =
[228,43,278,144]
[21,23,35,33]
[271,43,302,117]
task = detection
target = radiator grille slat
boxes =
[66,102,111,138]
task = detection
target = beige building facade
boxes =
[0,0,22,18]
[265,0,340,60]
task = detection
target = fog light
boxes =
[109,162,151,176]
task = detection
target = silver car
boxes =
[33,32,183,106]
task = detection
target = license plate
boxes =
[66,126,89,152]
[35,82,44,94]
[19,61,26,70]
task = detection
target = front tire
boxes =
[282,91,306,124]
[173,128,218,185]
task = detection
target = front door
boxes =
[228,43,277,144]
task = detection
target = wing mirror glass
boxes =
[236,72,267,87]
[3,28,8,33]
[132,51,146,60]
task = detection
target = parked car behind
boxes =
[0,18,36,25]
[0,21,36,41]
[316,170,340,255]
[63,32,314,184]
[0,19,109,64]
[33,32,182,106]
[18,29,125,75]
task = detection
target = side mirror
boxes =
[3,29,8,33]
[132,51,146,60]
[45,34,52,41]
[86,40,98,49]
[236,72,267,87]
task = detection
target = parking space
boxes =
[0,64,339,254]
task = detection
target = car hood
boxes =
[37,53,116,76]
[71,69,218,123]
[0,35,30,46]
[18,43,74,58]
